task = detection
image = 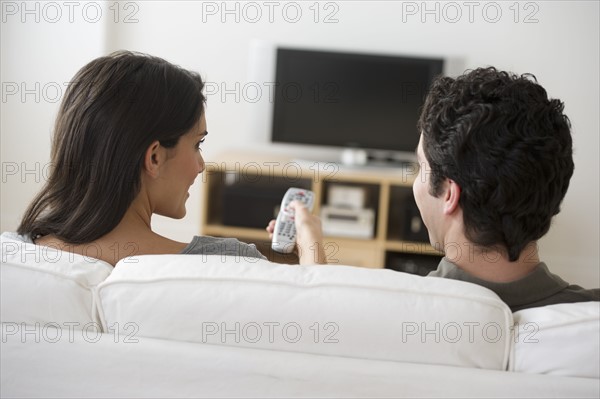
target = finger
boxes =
[287,200,305,211]
[288,200,309,217]
[266,220,276,233]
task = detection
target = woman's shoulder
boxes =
[180,235,266,259]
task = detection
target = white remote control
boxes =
[271,188,315,254]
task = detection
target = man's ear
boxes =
[443,179,461,215]
[143,141,164,178]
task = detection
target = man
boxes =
[414,67,599,312]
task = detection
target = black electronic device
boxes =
[271,48,444,158]
[221,182,287,229]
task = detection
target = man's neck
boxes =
[440,241,541,283]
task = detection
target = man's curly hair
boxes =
[417,67,574,261]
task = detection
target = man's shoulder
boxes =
[561,285,600,301]
[427,258,600,312]
[512,285,599,312]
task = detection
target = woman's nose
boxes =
[197,155,205,174]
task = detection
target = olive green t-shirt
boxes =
[428,258,600,312]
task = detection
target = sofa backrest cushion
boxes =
[510,302,599,379]
[97,255,513,370]
[1,232,113,329]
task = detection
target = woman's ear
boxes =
[443,179,461,215]
[143,140,164,178]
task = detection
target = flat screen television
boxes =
[271,48,444,163]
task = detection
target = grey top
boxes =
[428,258,600,312]
[180,235,267,260]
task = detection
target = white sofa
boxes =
[1,231,598,398]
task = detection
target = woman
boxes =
[18,51,325,266]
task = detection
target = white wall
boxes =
[1,1,106,227]
[2,1,598,287]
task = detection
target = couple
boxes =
[15,51,599,312]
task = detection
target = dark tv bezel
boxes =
[270,47,444,154]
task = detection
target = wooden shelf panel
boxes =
[385,240,442,256]
[204,150,419,187]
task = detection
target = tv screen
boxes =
[271,48,444,155]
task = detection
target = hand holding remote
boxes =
[271,188,315,254]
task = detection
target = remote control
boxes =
[271,188,315,253]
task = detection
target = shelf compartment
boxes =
[386,185,429,242]
[204,170,311,229]
[385,251,442,276]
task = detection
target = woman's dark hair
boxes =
[18,50,206,243]
[417,67,574,261]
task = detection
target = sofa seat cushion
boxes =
[3,322,599,398]
[97,254,513,370]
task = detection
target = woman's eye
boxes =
[195,138,205,150]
